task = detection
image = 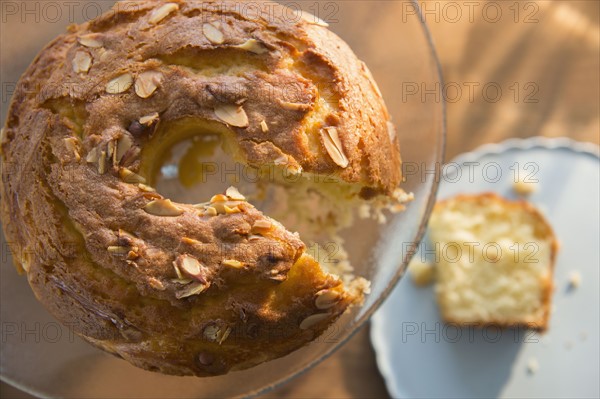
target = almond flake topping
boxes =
[106,73,133,94]
[78,34,103,48]
[116,135,133,163]
[321,127,349,168]
[203,23,224,44]
[143,199,184,216]
[299,313,330,330]
[119,167,146,184]
[260,120,269,132]
[222,259,245,269]
[251,219,272,234]
[225,186,245,201]
[135,71,163,98]
[214,104,249,128]
[175,282,209,299]
[139,112,160,126]
[233,39,268,54]
[149,3,179,24]
[72,51,92,74]
[315,289,342,309]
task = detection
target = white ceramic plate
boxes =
[371,137,600,399]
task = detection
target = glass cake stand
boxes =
[0,1,445,397]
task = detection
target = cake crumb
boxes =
[568,271,581,289]
[527,358,539,374]
[513,178,537,196]
[408,258,435,287]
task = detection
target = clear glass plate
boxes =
[0,1,445,397]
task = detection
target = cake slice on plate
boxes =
[428,193,559,331]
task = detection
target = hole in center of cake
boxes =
[154,133,235,203]
[137,117,242,203]
[136,117,368,280]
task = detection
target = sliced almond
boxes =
[222,259,244,269]
[174,254,209,283]
[173,261,184,279]
[178,255,203,279]
[112,142,119,166]
[98,150,107,174]
[149,2,179,24]
[138,183,155,192]
[106,73,133,94]
[211,202,227,214]
[202,206,218,217]
[260,120,269,133]
[116,135,133,162]
[78,34,102,48]
[181,237,200,246]
[143,199,184,216]
[251,219,272,234]
[139,112,159,126]
[280,101,309,111]
[171,277,193,285]
[217,326,232,344]
[86,146,99,163]
[72,51,92,74]
[225,186,245,201]
[386,120,397,141]
[148,277,165,291]
[97,47,110,62]
[176,282,209,299]
[108,245,130,255]
[321,127,349,168]
[233,39,268,54]
[315,289,342,309]
[214,104,249,128]
[203,23,224,44]
[181,259,202,277]
[135,70,163,99]
[299,313,330,330]
[119,167,146,184]
[298,10,329,27]
[224,205,241,214]
[210,194,228,203]
[107,139,116,160]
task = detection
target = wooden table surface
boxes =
[1,1,598,398]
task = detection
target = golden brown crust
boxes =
[0,0,395,376]
[433,192,558,332]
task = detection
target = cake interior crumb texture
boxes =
[428,193,558,331]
